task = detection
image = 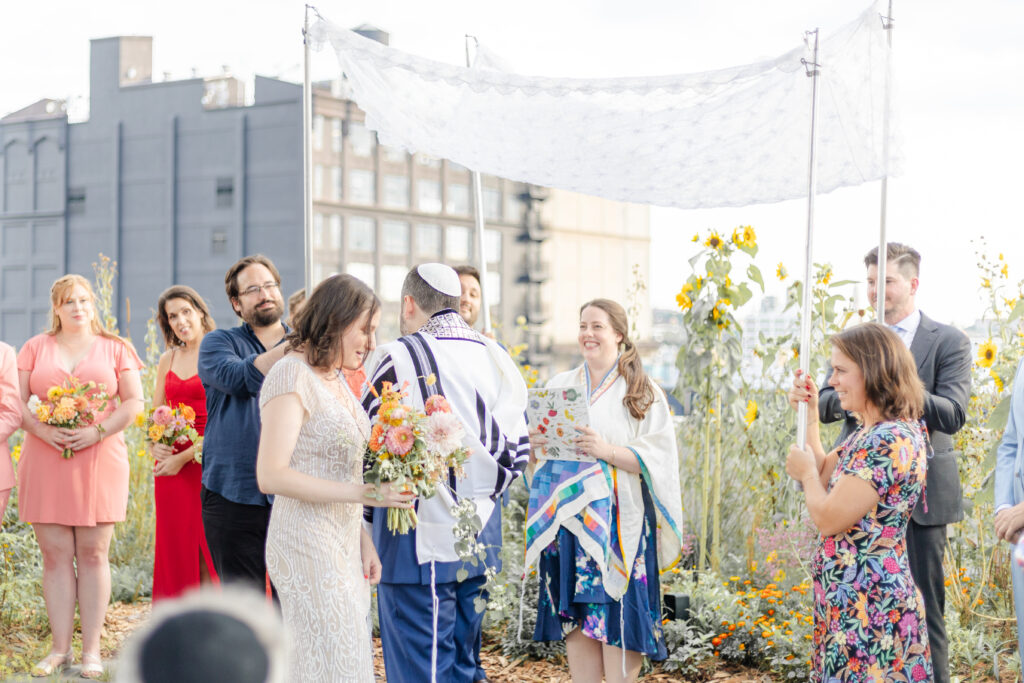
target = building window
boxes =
[505,193,524,223]
[348,121,375,157]
[484,229,502,263]
[380,265,407,302]
[415,223,441,259]
[313,213,325,247]
[483,188,501,220]
[382,146,407,163]
[211,229,227,255]
[416,153,441,168]
[446,183,469,215]
[448,161,468,173]
[331,118,342,153]
[216,177,234,208]
[329,214,342,249]
[445,225,471,262]
[348,216,375,252]
[348,170,375,205]
[382,220,410,255]
[333,165,343,200]
[313,115,324,151]
[312,262,336,286]
[314,165,325,199]
[67,187,86,214]
[416,180,442,213]
[382,175,409,209]
[347,262,375,288]
[486,270,501,305]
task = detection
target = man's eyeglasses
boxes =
[238,282,281,298]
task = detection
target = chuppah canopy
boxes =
[308,2,898,211]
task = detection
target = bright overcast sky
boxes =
[3,0,1022,326]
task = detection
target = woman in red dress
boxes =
[150,286,219,601]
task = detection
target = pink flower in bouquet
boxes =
[152,405,173,426]
[169,415,187,432]
[384,425,416,457]
[423,412,464,454]
[424,394,452,416]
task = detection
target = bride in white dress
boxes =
[256,275,415,683]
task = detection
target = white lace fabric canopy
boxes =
[309,2,897,210]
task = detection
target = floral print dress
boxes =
[810,420,932,682]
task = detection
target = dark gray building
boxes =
[1,36,303,346]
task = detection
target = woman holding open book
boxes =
[526,298,684,683]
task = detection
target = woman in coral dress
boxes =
[150,285,219,602]
[17,274,144,678]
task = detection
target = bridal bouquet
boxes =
[364,380,470,533]
[28,377,110,458]
[141,403,200,455]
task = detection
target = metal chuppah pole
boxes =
[876,0,895,321]
[465,35,492,333]
[796,29,822,463]
[302,5,314,295]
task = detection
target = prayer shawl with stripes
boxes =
[363,311,530,565]
[525,365,684,600]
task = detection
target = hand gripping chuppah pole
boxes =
[465,35,493,334]
[875,0,895,321]
[795,28,821,488]
[302,5,315,295]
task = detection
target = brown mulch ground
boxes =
[89,601,775,682]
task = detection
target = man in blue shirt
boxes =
[199,254,289,593]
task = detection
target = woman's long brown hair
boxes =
[580,299,654,421]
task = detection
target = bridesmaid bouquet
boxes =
[28,377,110,458]
[364,379,471,533]
[141,403,200,453]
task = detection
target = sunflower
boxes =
[741,225,757,248]
[676,283,695,311]
[705,231,724,251]
[731,227,744,246]
[991,370,1004,393]
[1001,264,1009,278]
[776,263,788,281]
[744,400,758,428]
[692,234,700,243]
[982,278,992,289]
[977,340,997,368]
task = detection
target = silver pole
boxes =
[797,29,821,459]
[876,1,894,322]
[303,5,314,295]
[465,35,492,333]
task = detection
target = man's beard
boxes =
[245,299,284,327]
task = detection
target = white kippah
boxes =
[416,263,461,297]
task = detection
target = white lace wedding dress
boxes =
[262,357,374,682]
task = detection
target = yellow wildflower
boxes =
[743,400,758,428]
[977,339,997,368]
[691,234,699,243]
[1002,264,1009,278]
[705,231,724,250]
[741,224,756,247]
[818,268,833,285]
[148,424,166,441]
[776,263,787,280]
[47,386,63,401]
[134,412,147,428]
[982,278,992,289]
[991,370,1004,392]
[676,283,694,311]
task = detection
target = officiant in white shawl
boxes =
[526,298,683,683]
[361,263,530,683]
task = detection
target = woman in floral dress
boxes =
[788,322,932,682]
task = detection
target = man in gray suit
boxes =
[818,242,971,683]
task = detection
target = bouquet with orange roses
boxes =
[364,380,470,533]
[27,377,110,458]
[140,403,201,458]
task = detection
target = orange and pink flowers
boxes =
[364,379,470,533]
[141,402,200,455]
[28,377,110,458]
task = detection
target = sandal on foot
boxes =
[31,649,73,677]
[80,653,104,679]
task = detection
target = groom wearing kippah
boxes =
[362,263,530,683]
